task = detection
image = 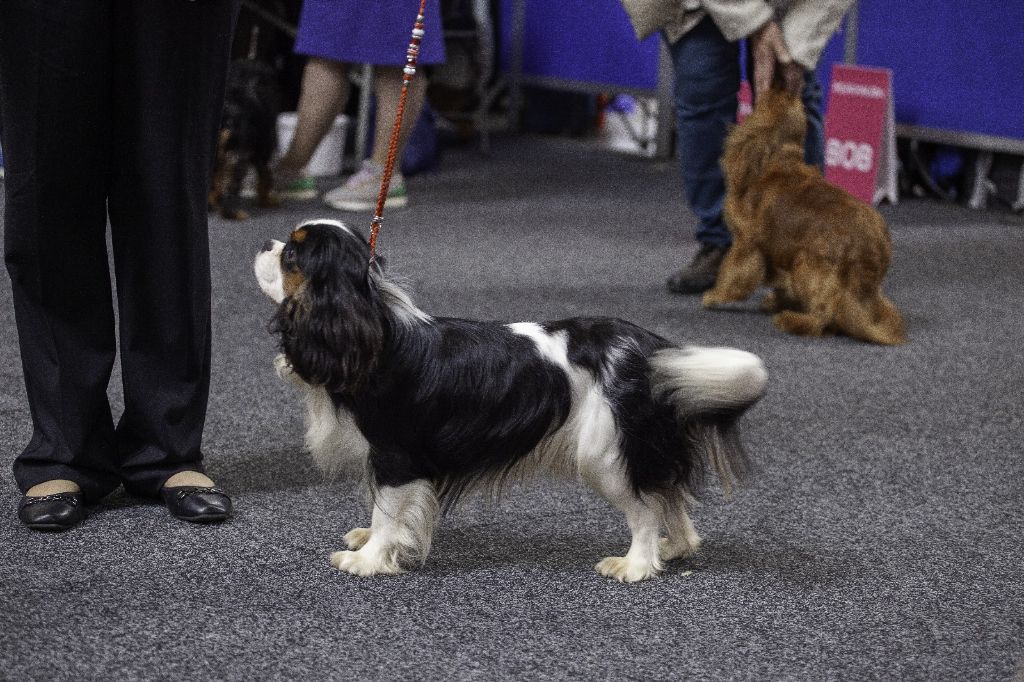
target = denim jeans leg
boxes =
[802,69,825,168]
[669,17,740,249]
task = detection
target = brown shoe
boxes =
[666,244,729,295]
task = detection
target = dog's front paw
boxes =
[702,290,727,309]
[257,190,282,209]
[343,527,371,550]
[273,353,292,380]
[329,549,404,577]
[595,556,659,583]
[273,354,305,386]
[773,310,825,337]
[220,207,250,220]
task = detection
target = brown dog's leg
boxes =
[209,164,228,213]
[773,261,840,337]
[209,129,232,213]
[773,310,826,336]
[220,158,250,220]
[760,288,800,313]
[256,163,281,208]
[702,245,766,308]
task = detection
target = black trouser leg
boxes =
[1,2,121,501]
[2,0,238,500]
[108,0,238,495]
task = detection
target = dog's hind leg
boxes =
[208,129,231,213]
[660,500,702,562]
[760,285,799,314]
[330,480,439,576]
[343,527,372,550]
[703,245,766,308]
[773,310,826,336]
[255,162,281,208]
[773,262,841,337]
[582,457,664,583]
[208,169,226,213]
[220,156,250,220]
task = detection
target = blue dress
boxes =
[295,0,446,66]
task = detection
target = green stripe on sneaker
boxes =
[279,176,317,200]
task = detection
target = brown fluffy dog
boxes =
[703,88,905,345]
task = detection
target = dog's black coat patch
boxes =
[544,318,707,495]
[222,60,279,164]
[352,319,573,502]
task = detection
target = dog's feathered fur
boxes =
[255,220,768,582]
[703,87,906,345]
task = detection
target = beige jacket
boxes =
[620,0,854,70]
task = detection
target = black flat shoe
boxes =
[18,492,86,531]
[161,486,232,523]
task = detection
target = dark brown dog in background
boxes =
[208,59,280,220]
[703,87,905,345]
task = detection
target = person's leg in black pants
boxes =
[1,0,238,527]
[108,0,237,497]
[1,2,122,502]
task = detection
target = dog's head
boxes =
[221,59,279,152]
[722,86,806,190]
[255,220,385,394]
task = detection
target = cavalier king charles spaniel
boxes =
[255,220,768,582]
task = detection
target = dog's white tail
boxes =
[649,347,768,491]
[649,347,768,417]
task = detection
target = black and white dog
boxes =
[254,220,768,582]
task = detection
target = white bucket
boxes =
[276,112,349,177]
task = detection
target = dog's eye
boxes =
[282,247,298,270]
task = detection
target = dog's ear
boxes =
[779,95,807,146]
[722,121,760,192]
[271,238,385,395]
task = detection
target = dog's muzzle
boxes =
[254,240,285,303]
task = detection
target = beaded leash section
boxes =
[368,0,428,264]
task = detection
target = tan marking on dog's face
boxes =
[279,239,306,298]
[283,269,305,298]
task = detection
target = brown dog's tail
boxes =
[868,294,907,345]
[839,290,906,345]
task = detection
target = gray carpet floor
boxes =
[1,136,1022,681]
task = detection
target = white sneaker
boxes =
[324,159,407,212]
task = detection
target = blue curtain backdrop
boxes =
[499,0,1024,140]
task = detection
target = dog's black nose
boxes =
[261,240,275,252]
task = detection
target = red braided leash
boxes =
[368,0,428,264]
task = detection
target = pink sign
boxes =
[737,80,753,123]
[823,64,892,202]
